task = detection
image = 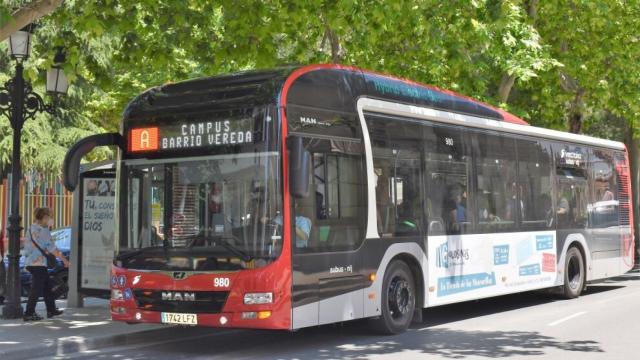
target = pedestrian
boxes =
[23,207,69,321]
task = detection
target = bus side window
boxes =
[294,138,366,253]
[471,131,517,233]
[424,124,471,236]
[588,149,618,228]
[517,139,553,230]
[554,144,589,229]
[366,115,424,237]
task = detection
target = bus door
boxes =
[290,136,368,328]
[554,144,590,256]
[587,149,620,257]
[555,169,588,235]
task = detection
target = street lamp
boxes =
[8,29,32,60]
[46,48,68,95]
[0,26,67,319]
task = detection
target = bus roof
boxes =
[122,64,527,125]
[120,64,624,151]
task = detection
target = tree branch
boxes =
[0,0,64,41]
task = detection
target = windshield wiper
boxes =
[115,245,167,262]
[220,239,253,262]
[185,234,252,262]
[115,249,144,261]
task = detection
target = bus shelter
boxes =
[67,161,115,308]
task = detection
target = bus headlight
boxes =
[111,289,124,300]
[243,292,273,305]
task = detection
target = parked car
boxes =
[1,227,71,300]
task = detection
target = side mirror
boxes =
[288,136,311,199]
[63,133,124,191]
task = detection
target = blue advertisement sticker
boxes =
[437,272,496,297]
[519,264,541,276]
[493,245,510,265]
[535,235,554,251]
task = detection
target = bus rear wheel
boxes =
[371,260,416,335]
[562,246,585,299]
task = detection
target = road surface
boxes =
[45,270,640,360]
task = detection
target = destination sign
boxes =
[130,117,254,152]
[558,146,586,168]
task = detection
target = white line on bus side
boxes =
[547,311,587,327]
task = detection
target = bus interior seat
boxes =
[378,204,396,235]
[429,217,444,234]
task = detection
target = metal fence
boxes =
[0,172,73,241]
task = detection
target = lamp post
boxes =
[0,26,67,319]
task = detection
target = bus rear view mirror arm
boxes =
[63,133,124,192]
[287,136,311,199]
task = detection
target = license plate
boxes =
[161,312,198,325]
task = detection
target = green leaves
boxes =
[1,0,640,173]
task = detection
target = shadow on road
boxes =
[604,272,640,282]
[57,276,640,359]
[103,323,602,360]
[86,288,607,360]
[273,327,603,360]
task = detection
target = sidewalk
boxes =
[0,298,176,359]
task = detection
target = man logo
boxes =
[161,292,196,302]
[172,272,187,280]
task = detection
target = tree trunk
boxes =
[568,112,582,134]
[495,1,538,103]
[568,90,585,134]
[324,26,342,64]
[527,0,540,20]
[626,122,640,265]
[0,0,64,41]
[497,74,516,103]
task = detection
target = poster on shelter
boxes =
[81,177,115,290]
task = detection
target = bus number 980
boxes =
[214,278,230,287]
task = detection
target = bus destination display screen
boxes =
[129,117,255,153]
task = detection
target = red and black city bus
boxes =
[64,64,634,334]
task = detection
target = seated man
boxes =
[263,201,311,248]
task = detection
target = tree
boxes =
[2,0,639,180]
[512,1,640,134]
[0,0,64,40]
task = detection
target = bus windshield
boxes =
[117,152,282,271]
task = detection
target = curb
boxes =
[0,325,201,360]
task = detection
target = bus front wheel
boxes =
[371,260,416,334]
[562,246,585,299]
